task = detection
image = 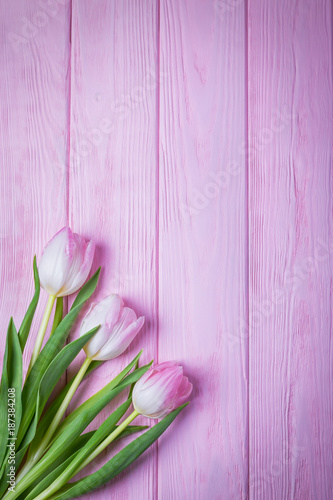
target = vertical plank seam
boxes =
[64,0,73,388]
[244,0,250,498]
[156,1,161,498]
[66,0,72,234]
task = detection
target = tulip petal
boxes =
[59,239,95,297]
[39,227,73,295]
[173,377,193,408]
[105,295,125,328]
[133,365,183,418]
[80,296,123,358]
[79,295,145,362]
[38,227,95,298]
[132,362,192,419]
[95,316,145,361]
[83,325,111,359]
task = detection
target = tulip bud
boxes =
[132,362,193,419]
[38,227,95,297]
[80,294,145,361]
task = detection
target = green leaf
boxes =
[22,450,82,500]
[38,327,99,418]
[18,256,40,351]
[0,320,22,471]
[40,399,132,495]
[24,326,98,463]
[118,425,149,438]
[24,425,147,500]
[16,326,98,480]
[17,268,100,449]
[128,358,139,398]
[70,267,101,311]
[23,433,94,500]
[0,395,40,498]
[13,355,149,496]
[53,353,145,442]
[51,297,63,335]
[48,404,189,500]
[27,360,102,456]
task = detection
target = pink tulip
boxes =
[132,362,193,419]
[80,294,145,361]
[38,227,95,297]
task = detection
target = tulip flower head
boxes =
[80,294,145,361]
[38,227,95,297]
[132,362,193,419]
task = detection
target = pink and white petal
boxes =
[105,295,124,328]
[38,227,72,295]
[83,324,112,359]
[117,307,138,329]
[173,379,193,408]
[133,366,183,417]
[61,239,95,296]
[133,382,169,417]
[132,367,155,391]
[105,307,137,344]
[95,316,145,360]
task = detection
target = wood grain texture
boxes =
[158,1,248,498]
[248,0,333,498]
[0,0,70,375]
[66,1,159,498]
[1,0,333,498]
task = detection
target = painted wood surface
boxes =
[247,1,333,498]
[0,0,332,499]
[67,1,158,498]
[0,1,70,376]
[158,1,248,498]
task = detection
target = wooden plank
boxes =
[248,0,333,498]
[67,1,158,498]
[0,0,70,377]
[158,1,248,498]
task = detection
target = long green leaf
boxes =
[27,360,102,456]
[24,327,99,465]
[42,399,132,494]
[22,433,94,500]
[70,267,101,311]
[14,327,98,486]
[23,425,147,500]
[0,324,100,497]
[49,404,189,500]
[14,356,149,495]
[0,320,22,472]
[17,268,100,449]
[0,395,40,498]
[128,358,139,398]
[45,366,148,470]
[6,319,22,437]
[53,353,145,441]
[18,256,40,351]
[38,327,99,417]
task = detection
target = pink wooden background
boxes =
[0,0,332,499]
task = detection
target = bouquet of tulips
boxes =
[0,228,192,500]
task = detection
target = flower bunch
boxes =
[0,227,192,500]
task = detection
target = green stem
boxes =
[34,410,139,500]
[51,297,63,335]
[14,357,92,491]
[27,294,56,376]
